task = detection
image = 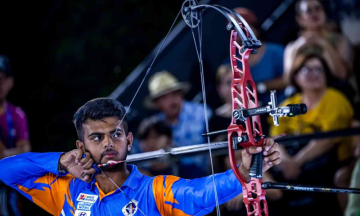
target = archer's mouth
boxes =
[103,151,118,159]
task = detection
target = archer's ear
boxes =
[76,140,85,150]
[126,132,133,152]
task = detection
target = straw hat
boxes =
[144,71,190,109]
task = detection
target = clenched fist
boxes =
[59,149,97,183]
[239,138,281,182]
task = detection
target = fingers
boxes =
[74,149,84,163]
[79,152,91,165]
[263,141,279,156]
[243,146,262,156]
[263,138,275,152]
[264,152,281,166]
[81,168,97,183]
[83,168,97,175]
[81,157,95,170]
[262,139,282,172]
[264,151,280,162]
[81,174,92,183]
[270,158,281,166]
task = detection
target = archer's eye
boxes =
[113,132,122,138]
[91,135,103,141]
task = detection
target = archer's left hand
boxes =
[239,138,281,181]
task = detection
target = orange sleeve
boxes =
[17,174,76,216]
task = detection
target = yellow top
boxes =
[270,88,354,161]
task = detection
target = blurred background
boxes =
[0,0,359,215]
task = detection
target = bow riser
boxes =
[228,30,268,216]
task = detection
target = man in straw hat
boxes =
[145,70,211,178]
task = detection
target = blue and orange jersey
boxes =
[0,152,243,216]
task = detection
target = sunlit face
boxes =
[153,90,183,119]
[297,0,326,30]
[140,129,170,152]
[76,117,132,165]
[0,72,13,101]
[294,57,327,92]
[217,71,233,104]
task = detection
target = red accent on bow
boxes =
[227,30,268,216]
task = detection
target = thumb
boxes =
[242,146,262,169]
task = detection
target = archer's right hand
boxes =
[59,149,97,183]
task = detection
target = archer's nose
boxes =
[104,135,115,149]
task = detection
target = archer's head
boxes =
[73,98,133,165]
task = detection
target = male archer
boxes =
[0,98,281,216]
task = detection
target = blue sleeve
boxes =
[152,169,242,216]
[0,152,75,216]
[0,152,64,186]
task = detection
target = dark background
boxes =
[0,0,345,215]
[0,0,300,153]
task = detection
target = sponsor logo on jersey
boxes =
[77,202,93,211]
[74,210,91,216]
[76,193,98,203]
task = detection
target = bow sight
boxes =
[232,91,307,126]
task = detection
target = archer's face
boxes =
[76,117,133,165]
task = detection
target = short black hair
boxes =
[138,117,172,140]
[73,98,128,142]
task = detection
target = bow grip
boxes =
[249,152,262,179]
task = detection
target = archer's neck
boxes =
[95,164,130,194]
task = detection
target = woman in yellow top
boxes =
[268,51,354,215]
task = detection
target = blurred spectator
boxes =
[0,55,31,216]
[269,51,353,215]
[209,64,233,143]
[329,0,360,47]
[145,70,211,178]
[222,7,286,107]
[284,0,356,100]
[137,116,173,176]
